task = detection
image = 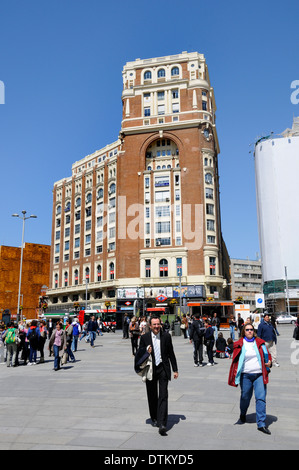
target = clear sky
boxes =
[0,0,298,260]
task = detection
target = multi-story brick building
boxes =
[0,243,51,321]
[47,52,230,320]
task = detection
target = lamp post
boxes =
[12,211,37,322]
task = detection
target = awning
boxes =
[187,302,234,307]
[146,307,166,312]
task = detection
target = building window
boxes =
[85,267,90,283]
[209,257,216,275]
[207,235,216,244]
[206,188,213,199]
[202,101,207,111]
[157,69,165,78]
[109,262,115,280]
[159,259,168,277]
[97,265,102,282]
[145,259,151,278]
[144,71,152,80]
[206,204,214,215]
[207,219,215,231]
[171,67,179,77]
[64,272,68,287]
[54,273,58,288]
[74,269,79,286]
[205,173,213,184]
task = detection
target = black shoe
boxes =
[258,426,271,435]
[240,414,246,423]
[159,426,167,436]
[151,419,158,427]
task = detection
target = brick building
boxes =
[47,52,230,319]
[0,243,51,321]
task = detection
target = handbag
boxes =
[180,323,186,330]
[61,351,68,365]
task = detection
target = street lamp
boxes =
[12,211,37,322]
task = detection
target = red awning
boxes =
[147,307,166,312]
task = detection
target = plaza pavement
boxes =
[0,324,298,451]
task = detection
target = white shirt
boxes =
[242,340,262,374]
[151,331,161,366]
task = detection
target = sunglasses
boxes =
[245,328,254,332]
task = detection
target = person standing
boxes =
[138,315,178,436]
[27,320,40,365]
[123,313,130,339]
[237,313,244,338]
[71,318,81,352]
[228,324,272,434]
[204,320,215,366]
[38,321,48,363]
[65,318,76,363]
[129,316,140,356]
[3,323,20,367]
[189,314,205,367]
[257,314,279,367]
[211,312,220,341]
[229,315,237,341]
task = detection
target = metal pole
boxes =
[285,266,290,315]
[17,212,26,323]
[179,267,182,318]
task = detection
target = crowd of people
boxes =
[0,315,104,371]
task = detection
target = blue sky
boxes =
[0,0,298,260]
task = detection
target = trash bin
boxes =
[174,322,181,336]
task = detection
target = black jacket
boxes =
[139,330,178,381]
[189,319,205,342]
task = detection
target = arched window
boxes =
[64,271,68,287]
[74,269,79,286]
[54,273,59,288]
[205,173,213,184]
[86,193,92,204]
[75,197,81,208]
[85,267,90,284]
[144,70,152,80]
[159,259,168,277]
[97,265,102,282]
[158,68,165,78]
[56,205,61,216]
[109,183,116,195]
[97,188,103,199]
[109,262,115,280]
[171,67,179,77]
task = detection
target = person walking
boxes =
[49,322,66,371]
[87,316,98,348]
[211,312,220,341]
[237,313,244,338]
[229,315,237,341]
[189,314,205,367]
[123,313,130,339]
[138,315,178,436]
[228,324,272,434]
[257,314,280,367]
[38,321,48,363]
[71,318,81,352]
[204,320,215,366]
[65,318,76,363]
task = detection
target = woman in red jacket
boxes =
[228,324,272,434]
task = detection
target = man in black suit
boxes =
[138,315,179,436]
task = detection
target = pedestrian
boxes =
[211,312,220,341]
[123,313,130,339]
[38,321,48,363]
[27,320,40,365]
[204,320,215,366]
[65,318,76,363]
[129,316,140,356]
[228,324,272,435]
[0,324,5,364]
[229,315,236,340]
[3,322,20,367]
[226,338,234,358]
[138,315,178,436]
[49,322,66,371]
[189,314,205,367]
[79,321,89,341]
[139,316,148,335]
[87,316,98,348]
[216,332,227,358]
[257,314,280,367]
[71,317,81,352]
[180,314,189,339]
[237,313,244,338]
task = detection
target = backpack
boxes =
[5,329,16,345]
[29,328,39,347]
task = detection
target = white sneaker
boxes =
[27,362,32,366]
[274,363,280,367]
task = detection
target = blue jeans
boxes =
[240,373,267,428]
[89,331,96,346]
[29,347,37,363]
[212,326,218,341]
[230,326,235,340]
[53,345,60,370]
[72,335,79,351]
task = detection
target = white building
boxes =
[254,117,299,313]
